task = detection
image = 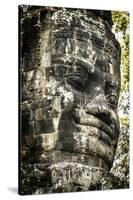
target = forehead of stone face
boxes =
[51,9,121,82]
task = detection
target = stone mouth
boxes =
[72,119,111,147]
[71,117,113,168]
[72,113,114,141]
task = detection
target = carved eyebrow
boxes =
[52,54,97,73]
[76,57,94,73]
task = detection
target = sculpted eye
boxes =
[64,73,85,90]
[106,94,118,109]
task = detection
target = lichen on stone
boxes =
[45,78,74,106]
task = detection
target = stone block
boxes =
[35,118,55,134]
[22,112,34,136]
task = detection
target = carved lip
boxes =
[72,119,112,147]
[72,113,114,140]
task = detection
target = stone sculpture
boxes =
[19,6,121,194]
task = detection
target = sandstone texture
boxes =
[19,6,124,194]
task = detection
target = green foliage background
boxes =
[111,11,129,186]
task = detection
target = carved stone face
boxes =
[57,55,120,170]
[39,10,121,171]
[21,8,121,192]
[21,10,121,173]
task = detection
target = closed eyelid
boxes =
[64,73,85,90]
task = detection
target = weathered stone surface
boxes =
[20,163,128,194]
[19,6,122,194]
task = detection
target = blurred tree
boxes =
[111,11,129,187]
